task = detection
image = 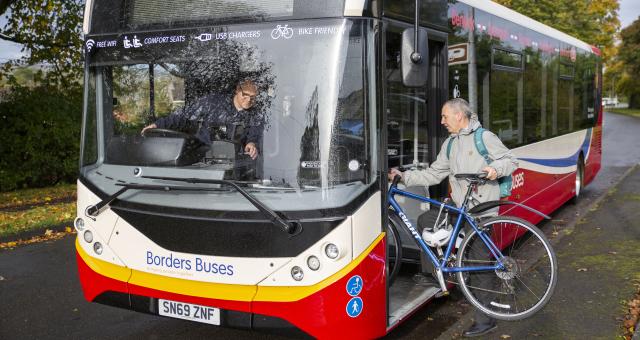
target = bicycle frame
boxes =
[387,186,506,274]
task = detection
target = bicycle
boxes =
[386,172,557,320]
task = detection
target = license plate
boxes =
[158,299,220,325]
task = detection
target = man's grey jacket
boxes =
[403,119,518,208]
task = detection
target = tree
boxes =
[617,17,640,108]
[0,0,84,87]
[494,0,620,63]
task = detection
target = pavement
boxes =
[437,164,640,339]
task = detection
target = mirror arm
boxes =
[412,0,422,64]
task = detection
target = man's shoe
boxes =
[462,320,497,338]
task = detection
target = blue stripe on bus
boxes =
[519,129,592,168]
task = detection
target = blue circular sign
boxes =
[346,297,363,318]
[346,275,363,296]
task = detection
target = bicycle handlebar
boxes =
[391,175,402,188]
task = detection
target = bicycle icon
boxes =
[271,25,294,40]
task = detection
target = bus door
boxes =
[384,22,448,327]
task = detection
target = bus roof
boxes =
[459,0,595,54]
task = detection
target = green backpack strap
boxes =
[473,127,493,164]
[446,137,454,159]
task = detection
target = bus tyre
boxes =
[456,216,557,321]
[570,155,585,204]
[386,211,403,287]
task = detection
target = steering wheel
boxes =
[142,128,193,139]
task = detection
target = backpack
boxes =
[446,127,513,198]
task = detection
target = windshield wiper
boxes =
[142,175,298,234]
[86,180,298,234]
[85,183,229,218]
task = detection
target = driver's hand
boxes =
[388,167,403,182]
[245,142,258,160]
[483,166,498,180]
[141,123,157,136]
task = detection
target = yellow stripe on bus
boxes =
[253,233,385,302]
[76,233,385,303]
[76,238,131,282]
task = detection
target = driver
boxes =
[142,79,263,160]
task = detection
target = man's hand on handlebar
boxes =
[388,167,404,183]
[482,166,497,180]
[141,123,157,136]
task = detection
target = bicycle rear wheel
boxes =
[456,216,557,320]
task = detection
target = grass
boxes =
[606,108,640,118]
[0,184,76,238]
[0,202,76,238]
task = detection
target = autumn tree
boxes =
[616,17,640,109]
[0,0,84,87]
[494,0,620,63]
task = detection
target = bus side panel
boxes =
[252,237,387,339]
[501,169,565,224]
[584,124,602,186]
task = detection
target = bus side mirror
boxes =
[401,28,429,88]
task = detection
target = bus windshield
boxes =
[81,18,377,213]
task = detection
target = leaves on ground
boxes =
[0,228,75,250]
[621,283,640,340]
[0,202,75,238]
[0,184,76,210]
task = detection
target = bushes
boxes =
[0,84,82,191]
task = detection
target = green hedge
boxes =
[0,84,82,191]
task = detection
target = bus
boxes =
[75,0,602,338]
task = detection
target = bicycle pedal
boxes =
[434,290,449,298]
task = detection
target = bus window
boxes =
[385,29,429,169]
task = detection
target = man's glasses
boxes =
[238,86,257,102]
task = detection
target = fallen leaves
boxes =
[621,282,640,340]
[0,202,76,238]
[0,227,76,250]
[0,184,76,211]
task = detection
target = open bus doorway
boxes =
[384,22,449,328]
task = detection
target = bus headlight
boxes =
[83,230,93,243]
[291,266,304,281]
[325,243,340,259]
[74,217,85,231]
[307,255,320,271]
[93,242,103,255]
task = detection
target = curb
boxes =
[436,163,639,339]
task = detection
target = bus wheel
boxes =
[570,155,585,204]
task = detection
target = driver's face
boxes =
[235,83,258,110]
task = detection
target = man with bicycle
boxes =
[388,98,518,337]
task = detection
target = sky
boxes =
[0,0,639,62]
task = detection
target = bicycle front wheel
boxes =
[456,216,557,320]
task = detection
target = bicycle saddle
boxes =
[454,172,488,182]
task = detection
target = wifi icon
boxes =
[86,39,95,52]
